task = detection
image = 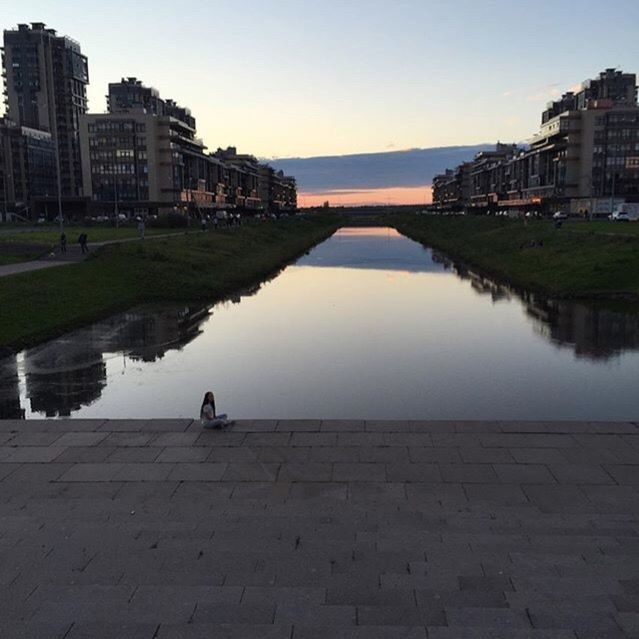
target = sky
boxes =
[3,0,639,204]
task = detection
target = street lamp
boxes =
[56,146,63,234]
[609,169,617,216]
[114,164,119,229]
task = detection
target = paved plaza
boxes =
[0,418,638,638]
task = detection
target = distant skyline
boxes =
[2,0,638,204]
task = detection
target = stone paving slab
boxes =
[0,418,638,638]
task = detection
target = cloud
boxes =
[502,78,592,103]
[270,144,493,192]
[525,84,561,102]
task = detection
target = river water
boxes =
[2,226,639,420]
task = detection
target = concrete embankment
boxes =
[0,418,638,638]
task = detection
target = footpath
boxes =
[0,231,189,279]
[0,418,638,638]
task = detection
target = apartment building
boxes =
[433,69,639,216]
[81,78,221,216]
[2,23,89,203]
[214,147,261,210]
[258,165,297,213]
[80,79,297,216]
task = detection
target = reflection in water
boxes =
[2,227,639,420]
[433,251,639,361]
[524,296,639,361]
[2,306,210,418]
[0,354,22,419]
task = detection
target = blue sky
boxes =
[3,0,639,159]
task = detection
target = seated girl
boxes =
[200,391,233,429]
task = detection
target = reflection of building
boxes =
[436,254,512,303]
[21,305,210,417]
[442,252,639,361]
[115,306,209,362]
[0,354,24,419]
[523,295,639,360]
[24,349,106,417]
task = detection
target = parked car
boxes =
[552,211,568,220]
[610,211,631,222]
[610,204,639,221]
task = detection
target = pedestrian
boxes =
[137,218,145,240]
[60,232,67,254]
[78,232,88,254]
[200,391,233,429]
[201,216,207,232]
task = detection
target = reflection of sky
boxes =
[7,227,639,421]
[296,227,445,272]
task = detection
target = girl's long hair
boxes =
[201,392,216,416]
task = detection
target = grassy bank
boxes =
[0,215,339,352]
[390,214,639,301]
[0,251,45,265]
[0,226,179,245]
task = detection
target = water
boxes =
[3,226,639,420]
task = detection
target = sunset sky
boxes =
[3,0,639,204]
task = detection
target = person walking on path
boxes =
[78,232,89,254]
[200,391,233,429]
[137,219,145,240]
[60,232,67,255]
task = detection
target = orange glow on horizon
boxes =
[299,185,432,208]
[335,227,402,238]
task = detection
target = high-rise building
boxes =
[2,22,89,200]
[107,77,165,116]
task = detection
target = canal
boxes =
[2,226,639,420]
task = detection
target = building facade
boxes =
[2,23,89,201]
[0,117,56,220]
[258,165,297,213]
[432,69,639,216]
[80,79,297,217]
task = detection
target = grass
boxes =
[0,226,180,245]
[0,252,45,265]
[563,220,639,236]
[389,214,639,301]
[0,215,340,351]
